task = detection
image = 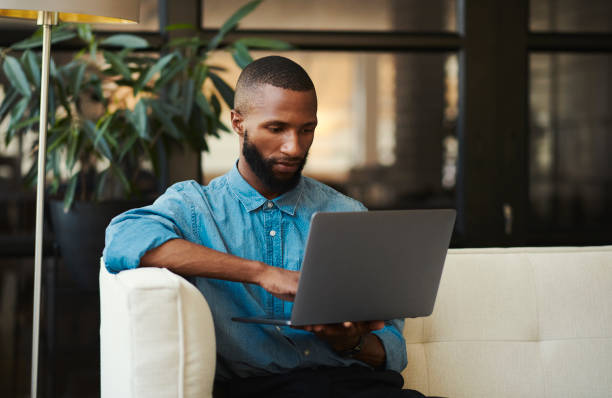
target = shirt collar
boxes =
[226,162,304,216]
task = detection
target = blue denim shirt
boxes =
[103,164,407,380]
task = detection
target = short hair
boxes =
[234,56,316,114]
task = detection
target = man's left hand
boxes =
[297,321,385,352]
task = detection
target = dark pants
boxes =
[213,365,428,398]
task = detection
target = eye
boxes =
[268,126,283,133]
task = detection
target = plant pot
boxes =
[49,199,149,291]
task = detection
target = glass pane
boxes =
[529,54,612,233]
[202,0,457,32]
[530,0,612,32]
[202,51,459,210]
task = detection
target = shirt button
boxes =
[269,230,276,237]
[267,201,274,208]
[304,349,310,356]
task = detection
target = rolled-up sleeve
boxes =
[103,183,195,274]
[372,318,408,372]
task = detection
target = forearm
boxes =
[140,238,265,284]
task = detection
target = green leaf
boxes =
[89,74,104,102]
[168,80,180,101]
[210,93,222,116]
[182,78,195,122]
[97,115,118,148]
[193,64,209,90]
[111,164,132,195]
[8,97,29,131]
[164,23,196,32]
[11,115,39,131]
[48,85,56,126]
[167,36,202,49]
[23,161,38,187]
[46,128,70,153]
[77,24,93,43]
[101,34,149,49]
[3,56,31,97]
[49,58,58,78]
[103,50,132,80]
[135,53,175,93]
[153,57,189,91]
[83,120,113,160]
[119,133,139,161]
[53,75,70,116]
[0,88,18,126]
[71,63,87,97]
[22,50,41,88]
[209,72,234,108]
[218,120,231,132]
[195,91,214,118]
[95,114,114,148]
[66,127,81,171]
[63,172,80,212]
[151,101,182,140]
[12,30,76,50]
[235,37,292,50]
[89,40,98,60]
[129,100,149,139]
[95,168,110,201]
[207,0,262,51]
[231,41,253,69]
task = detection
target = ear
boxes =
[230,109,244,137]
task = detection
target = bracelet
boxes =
[339,334,366,358]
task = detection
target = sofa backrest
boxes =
[99,261,216,398]
[402,246,612,398]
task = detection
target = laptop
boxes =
[231,209,456,326]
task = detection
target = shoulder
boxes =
[167,175,229,197]
[300,176,367,212]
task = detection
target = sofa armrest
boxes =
[99,260,216,398]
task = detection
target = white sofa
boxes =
[100,246,612,398]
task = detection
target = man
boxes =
[104,56,425,397]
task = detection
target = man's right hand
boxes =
[255,264,300,302]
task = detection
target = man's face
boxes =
[232,84,317,195]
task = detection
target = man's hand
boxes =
[299,321,385,352]
[255,265,300,302]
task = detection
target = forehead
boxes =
[246,84,317,121]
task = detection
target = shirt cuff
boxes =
[371,319,408,372]
[103,208,183,273]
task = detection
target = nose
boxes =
[280,131,302,158]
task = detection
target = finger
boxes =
[369,320,385,331]
[343,321,352,328]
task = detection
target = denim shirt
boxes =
[103,164,407,380]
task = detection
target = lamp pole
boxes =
[31,10,57,398]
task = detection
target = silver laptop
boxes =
[232,209,456,326]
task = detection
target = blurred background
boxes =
[1,0,611,396]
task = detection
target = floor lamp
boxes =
[0,2,140,396]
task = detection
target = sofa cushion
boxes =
[100,261,216,398]
[402,246,612,398]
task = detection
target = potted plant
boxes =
[0,0,290,289]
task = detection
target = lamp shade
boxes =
[0,0,140,23]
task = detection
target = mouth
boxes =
[273,160,302,173]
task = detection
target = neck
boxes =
[237,156,282,200]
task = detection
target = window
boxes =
[202,0,457,32]
[203,50,458,210]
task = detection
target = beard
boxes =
[242,130,308,194]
